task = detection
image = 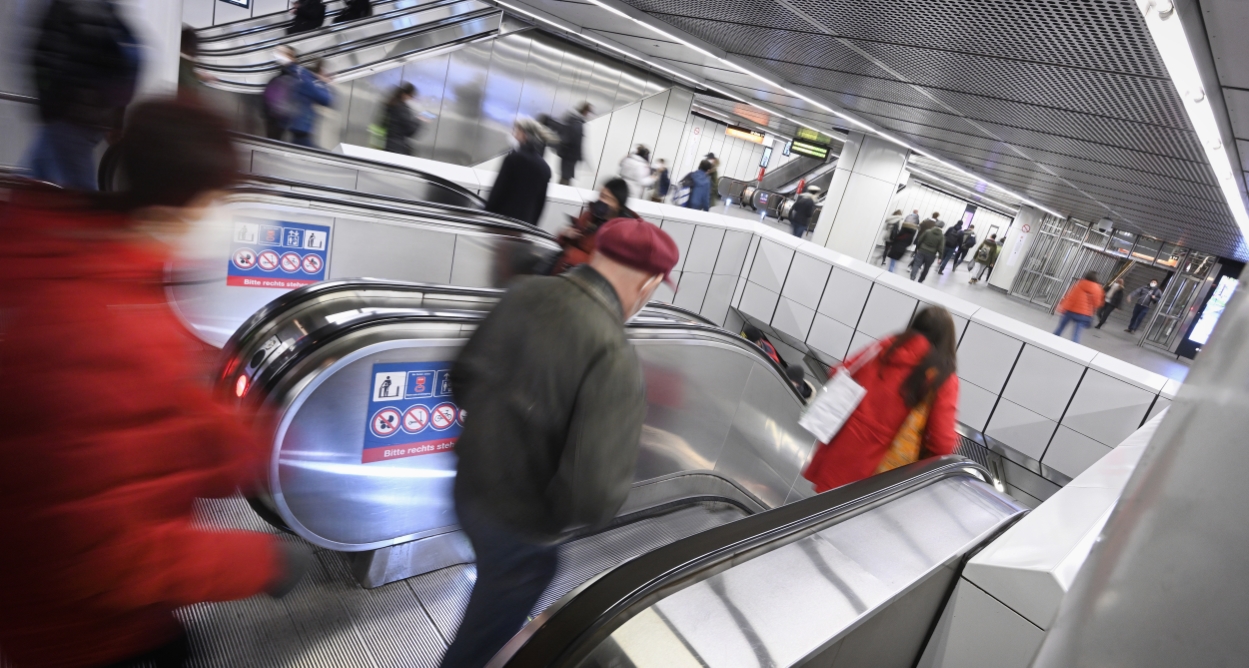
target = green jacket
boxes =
[915,226,946,255]
[974,240,1001,266]
[451,264,646,541]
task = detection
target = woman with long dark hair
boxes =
[803,305,961,492]
[381,82,420,155]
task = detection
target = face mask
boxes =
[274,51,293,65]
[1150,282,1158,288]
[589,200,612,221]
[506,134,520,150]
[626,276,664,321]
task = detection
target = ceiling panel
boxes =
[609,0,1246,259]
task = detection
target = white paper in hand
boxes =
[798,368,868,442]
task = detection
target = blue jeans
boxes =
[439,508,560,668]
[888,258,898,272]
[791,220,806,237]
[23,121,104,190]
[1054,312,1092,343]
[938,245,958,273]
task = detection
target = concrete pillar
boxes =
[811,132,910,261]
[987,205,1043,291]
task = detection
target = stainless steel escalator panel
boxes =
[196,0,428,52]
[578,476,1020,668]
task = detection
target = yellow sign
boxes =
[790,139,830,160]
[725,126,766,144]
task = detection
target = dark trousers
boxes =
[439,509,559,668]
[1095,304,1118,328]
[791,220,807,237]
[937,245,958,273]
[102,627,190,668]
[559,156,577,185]
[24,121,104,191]
[1129,304,1151,332]
[264,114,287,142]
[911,250,937,282]
[290,130,314,148]
[953,245,970,267]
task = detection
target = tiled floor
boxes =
[712,204,1191,382]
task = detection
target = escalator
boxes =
[193,0,509,92]
[188,278,1024,665]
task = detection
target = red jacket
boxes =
[803,335,959,493]
[0,194,281,667]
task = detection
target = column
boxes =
[811,132,910,261]
[987,205,1043,291]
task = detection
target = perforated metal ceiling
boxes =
[598,0,1246,259]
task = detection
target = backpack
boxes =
[961,232,977,249]
[264,71,300,123]
[974,243,993,263]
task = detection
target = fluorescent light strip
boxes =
[1138,0,1249,239]
[907,168,1021,213]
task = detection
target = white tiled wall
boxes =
[358,149,1178,480]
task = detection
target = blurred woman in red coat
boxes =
[0,101,304,668]
[803,306,961,492]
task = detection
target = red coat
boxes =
[1058,279,1105,317]
[0,193,281,667]
[803,335,959,493]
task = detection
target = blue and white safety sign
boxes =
[229,220,330,289]
[362,361,463,463]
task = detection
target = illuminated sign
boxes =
[782,140,792,156]
[790,139,830,160]
[1188,275,1237,346]
[796,127,833,144]
[725,126,766,144]
[760,146,773,168]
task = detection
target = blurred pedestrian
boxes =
[333,0,372,23]
[937,220,964,274]
[789,185,819,238]
[651,158,670,202]
[885,213,918,273]
[879,209,904,264]
[263,47,331,147]
[441,218,677,668]
[1095,278,1126,329]
[705,152,721,204]
[903,209,920,226]
[786,364,814,400]
[24,0,141,190]
[618,144,655,199]
[681,159,713,212]
[1054,270,1105,343]
[556,101,592,185]
[0,100,307,668]
[952,224,976,268]
[1126,279,1163,334]
[743,324,782,365]
[380,82,420,154]
[910,216,945,282]
[486,117,554,226]
[553,177,635,273]
[968,234,999,283]
[803,306,960,492]
[288,0,326,33]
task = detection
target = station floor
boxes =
[718,205,1192,382]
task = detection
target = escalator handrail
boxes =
[492,455,996,668]
[226,133,488,206]
[219,283,806,406]
[224,178,543,237]
[195,0,467,54]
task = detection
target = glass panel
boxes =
[1156,243,1184,269]
[1106,229,1135,257]
[1131,236,1161,264]
[1182,252,1215,276]
[1084,228,1110,251]
[1061,221,1089,242]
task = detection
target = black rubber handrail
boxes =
[196,0,463,52]
[491,455,997,668]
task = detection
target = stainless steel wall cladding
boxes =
[610,0,1244,260]
[226,284,812,552]
[334,29,669,165]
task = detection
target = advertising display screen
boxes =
[790,139,830,160]
[1188,275,1237,346]
[760,146,773,167]
[783,140,792,156]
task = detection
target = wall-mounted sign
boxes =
[220,0,249,7]
[796,127,833,144]
[782,140,792,156]
[726,125,766,144]
[760,146,773,168]
[790,139,830,160]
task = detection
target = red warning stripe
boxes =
[362,438,457,463]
